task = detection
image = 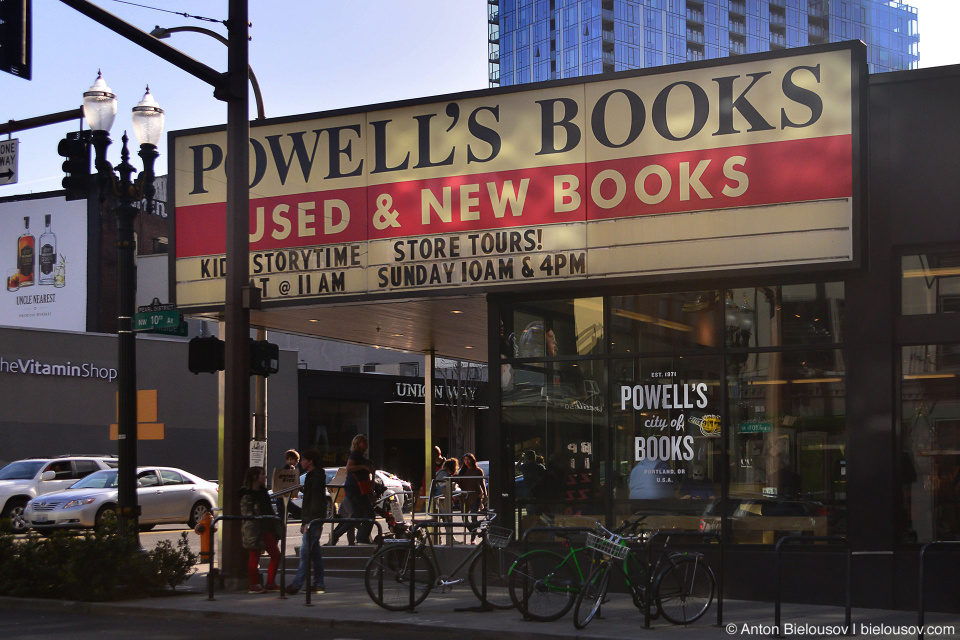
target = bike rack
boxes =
[304,516,383,606]
[643,530,724,629]
[917,541,960,640]
[206,514,284,601]
[773,535,852,638]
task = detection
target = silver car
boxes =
[24,466,218,533]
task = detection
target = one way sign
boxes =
[0,139,17,186]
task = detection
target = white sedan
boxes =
[24,467,218,533]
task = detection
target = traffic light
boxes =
[188,336,225,374]
[250,338,280,377]
[57,131,90,201]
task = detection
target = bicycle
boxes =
[507,517,652,622]
[506,528,600,621]
[364,515,520,611]
[572,524,715,629]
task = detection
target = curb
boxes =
[0,595,591,640]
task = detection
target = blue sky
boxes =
[1,0,956,197]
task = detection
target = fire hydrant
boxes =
[194,510,216,564]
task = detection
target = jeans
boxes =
[291,528,324,589]
[332,493,376,543]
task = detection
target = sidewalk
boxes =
[3,570,959,640]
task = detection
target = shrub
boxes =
[0,525,197,601]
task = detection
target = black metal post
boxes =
[278,498,287,599]
[408,526,417,612]
[220,0,252,586]
[92,129,155,546]
[207,515,219,600]
[115,134,139,544]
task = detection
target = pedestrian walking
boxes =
[458,453,487,541]
[239,466,283,594]
[285,449,326,595]
[328,434,376,545]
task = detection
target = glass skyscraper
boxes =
[488,0,918,86]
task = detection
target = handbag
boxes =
[355,472,373,496]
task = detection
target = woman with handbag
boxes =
[328,434,376,545]
[239,466,283,593]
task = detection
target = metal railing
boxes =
[917,541,960,640]
[773,536,852,638]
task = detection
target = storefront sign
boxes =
[0,355,117,381]
[173,43,863,308]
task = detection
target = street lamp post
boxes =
[149,25,265,121]
[83,71,164,542]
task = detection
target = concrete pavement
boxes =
[3,569,958,640]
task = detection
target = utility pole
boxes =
[220,0,252,584]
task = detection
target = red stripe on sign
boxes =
[585,134,852,221]
[175,135,852,259]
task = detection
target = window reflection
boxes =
[726,283,844,349]
[901,252,960,315]
[901,344,960,543]
[611,291,721,353]
[502,298,604,359]
[503,360,606,531]
[727,350,846,543]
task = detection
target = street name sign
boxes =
[133,309,180,332]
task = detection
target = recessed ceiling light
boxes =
[309,319,318,323]
[451,310,463,314]
[392,333,404,337]
[464,345,474,349]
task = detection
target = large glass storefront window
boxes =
[500,283,845,543]
[727,350,846,543]
[901,344,960,543]
[503,359,606,530]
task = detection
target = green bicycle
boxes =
[507,518,647,622]
[507,530,593,621]
[572,524,716,629]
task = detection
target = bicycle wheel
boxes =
[654,555,715,625]
[508,550,579,622]
[468,544,521,609]
[573,561,611,630]
[364,543,436,611]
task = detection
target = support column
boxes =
[424,350,434,507]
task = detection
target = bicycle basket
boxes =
[484,526,514,548]
[585,533,630,561]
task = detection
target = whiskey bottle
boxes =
[17,216,34,287]
[39,215,57,285]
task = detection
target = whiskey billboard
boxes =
[0,195,87,330]
[171,42,864,309]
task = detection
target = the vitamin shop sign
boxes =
[172,43,863,308]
